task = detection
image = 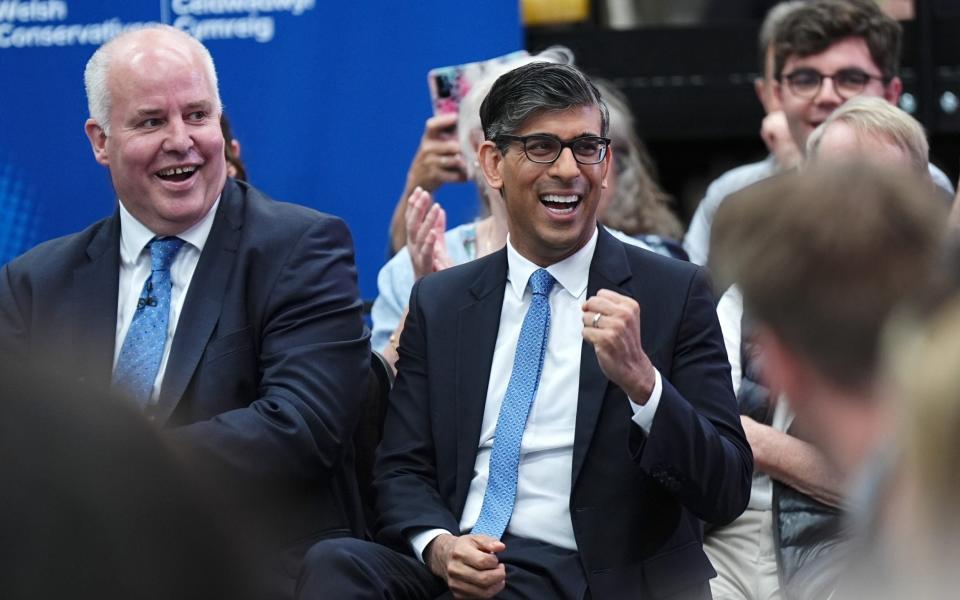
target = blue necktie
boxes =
[113,237,185,407]
[473,268,555,539]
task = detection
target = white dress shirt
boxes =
[410,226,663,560]
[716,285,743,395]
[113,198,219,403]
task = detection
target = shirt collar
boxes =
[117,195,221,265]
[505,225,598,299]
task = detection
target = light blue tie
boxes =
[113,237,185,408]
[473,268,555,539]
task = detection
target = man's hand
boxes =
[582,289,656,402]
[760,110,802,171]
[405,187,448,280]
[425,533,507,599]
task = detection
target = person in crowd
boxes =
[387,109,469,255]
[806,96,932,176]
[710,160,946,598]
[704,96,936,600]
[297,61,751,600]
[371,48,572,365]
[685,0,805,267]
[594,79,686,258]
[386,57,683,258]
[753,1,805,173]
[220,112,248,181]
[685,0,953,266]
[0,25,369,599]
[856,293,960,599]
[0,364,263,600]
[372,54,685,366]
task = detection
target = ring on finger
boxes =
[591,312,602,328]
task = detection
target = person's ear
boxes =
[601,144,612,189]
[477,140,504,191]
[884,76,903,105]
[85,119,110,167]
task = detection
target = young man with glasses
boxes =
[684,0,953,267]
[297,61,751,600]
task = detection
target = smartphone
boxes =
[427,50,530,118]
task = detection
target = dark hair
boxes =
[757,1,805,75]
[220,113,247,182]
[773,0,902,81]
[0,366,262,599]
[479,62,609,151]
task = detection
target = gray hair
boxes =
[457,46,574,179]
[84,24,221,135]
[806,96,929,175]
[480,62,609,150]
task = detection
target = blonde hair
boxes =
[806,96,928,175]
[888,296,960,532]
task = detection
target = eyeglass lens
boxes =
[524,135,607,164]
[786,68,875,98]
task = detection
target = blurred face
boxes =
[775,36,901,152]
[85,32,226,236]
[479,105,610,267]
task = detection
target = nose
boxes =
[548,146,581,180]
[814,76,843,106]
[162,116,194,154]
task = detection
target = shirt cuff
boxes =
[409,528,453,564]
[629,368,662,433]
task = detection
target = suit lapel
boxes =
[152,181,243,425]
[572,228,633,485]
[453,250,508,512]
[73,212,122,389]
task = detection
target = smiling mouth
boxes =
[156,165,199,183]
[540,194,581,214]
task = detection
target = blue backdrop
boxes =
[0,0,522,301]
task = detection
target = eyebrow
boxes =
[132,101,213,117]
[526,131,601,139]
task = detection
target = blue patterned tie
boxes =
[113,237,185,407]
[473,268,555,539]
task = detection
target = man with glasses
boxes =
[297,62,752,599]
[684,0,953,267]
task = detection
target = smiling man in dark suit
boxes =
[298,62,751,600]
[0,25,368,599]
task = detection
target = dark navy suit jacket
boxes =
[0,178,370,593]
[374,226,752,599]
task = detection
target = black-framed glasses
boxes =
[496,134,611,165]
[782,68,888,100]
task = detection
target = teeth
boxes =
[541,194,579,204]
[158,166,197,176]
